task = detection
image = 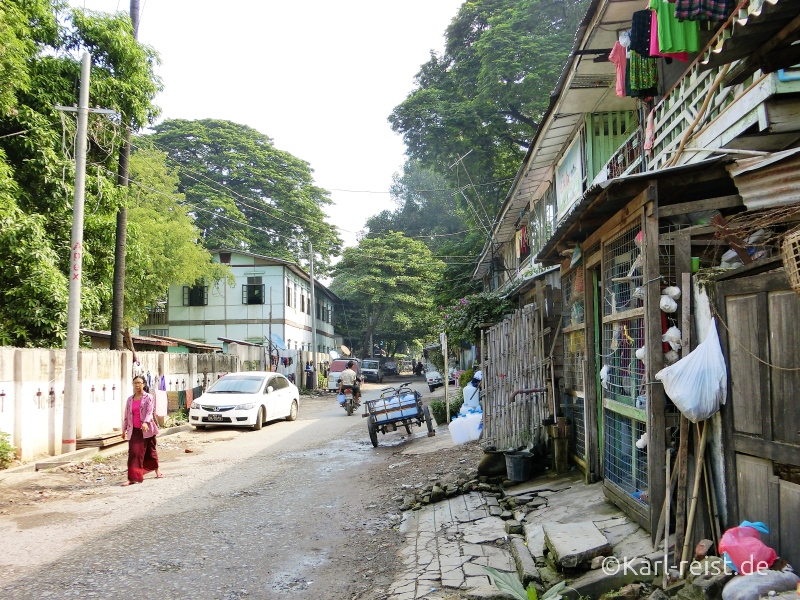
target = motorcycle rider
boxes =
[338,360,361,406]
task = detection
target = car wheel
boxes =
[252,407,264,431]
[429,385,435,393]
[286,400,298,421]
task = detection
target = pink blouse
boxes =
[131,399,142,428]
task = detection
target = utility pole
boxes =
[441,332,450,423]
[309,242,317,389]
[110,0,140,350]
[59,53,91,454]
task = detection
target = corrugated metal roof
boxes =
[726,147,800,210]
[701,0,800,72]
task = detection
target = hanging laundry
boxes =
[146,371,152,390]
[609,41,628,98]
[644,108,656,156]
[650,0,699,54]
[159,375,166,391]
[675,0,732,22]
[630,10,653,57]
[166,390,179,412]
[629,49,659,92]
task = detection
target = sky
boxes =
[69,0,465,249]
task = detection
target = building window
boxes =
[183,284,208,306]
[242,277,265,305]
[219,252,231,264]
[286,284,292,307]
[301,293,305,313]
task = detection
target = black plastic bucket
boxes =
[504,451,535,482]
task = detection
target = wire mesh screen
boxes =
[603,226,644,317]
[562,267,586,328]
[565,394,586,459]
[564,329,586,392]
[601,319,645,407]
[604,409,648,504]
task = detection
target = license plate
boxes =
[207,414,224,422]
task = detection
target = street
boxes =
[0,376,455,600]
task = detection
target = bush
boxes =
[428,390,464,425]
[0,431,17,469]
[458,368,474,388]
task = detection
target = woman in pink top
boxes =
[121,375,162,485]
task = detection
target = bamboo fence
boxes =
[483,303,552,451]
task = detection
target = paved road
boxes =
[0,376,432,600]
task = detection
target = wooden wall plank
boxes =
[584,264,600,483]
[768,290,800,446]
[726,294,763,435]
[736,454,781,551]
[779,480,800,570]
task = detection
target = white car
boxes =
[189,371,299,430]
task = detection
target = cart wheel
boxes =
[368,418,378,447]
[404,422,412,435]
[423,405,434,434]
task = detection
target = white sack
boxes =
[655,320,727,423]
[660,295,678,313]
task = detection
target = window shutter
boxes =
[183,286,189,306]
[242,285,247,304]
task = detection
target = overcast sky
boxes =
[69,0,465,249]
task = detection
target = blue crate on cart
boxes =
[368,391,419,424]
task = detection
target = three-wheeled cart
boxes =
[364,383,434,447]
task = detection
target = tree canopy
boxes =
[0,2,163,346]
[330,232,445,358]
[148,119,342,274]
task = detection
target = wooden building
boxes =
[475,0,800,556]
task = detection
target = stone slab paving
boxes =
[388,492,516,599]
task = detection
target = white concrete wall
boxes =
[0,347,240,462]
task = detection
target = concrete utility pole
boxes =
[441,332,450,423]
[110,0,141,350]
[60,53,91,454]
[309,242,317,389]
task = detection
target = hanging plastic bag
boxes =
[655,320,727,422]
[718,521,777,575]
[662,326,682,351]
[337,393,346,405]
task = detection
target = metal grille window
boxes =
[602,223,648,503]
[565,395,586,459]
[604,409,648,503]
[183,284,208,306]
[242,277,265,305]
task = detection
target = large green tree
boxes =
[124,144,230,328]
[389,0,587,222]
[331,232,445,359]
[0,3,162,346]
[148,119,342,274]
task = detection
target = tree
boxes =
[388,0,587,222]
[123,144,230,328]
[149,119,342,274]
[0,3,162,346]
[330,232,445,358]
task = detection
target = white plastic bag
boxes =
[662,326,682,351]
[655,320,727,423]
[660,295,678,313]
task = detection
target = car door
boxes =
[263,375,278,420]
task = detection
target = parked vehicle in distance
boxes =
[362,358,385,383]
[426,364,444,393]
[384,359,398,376]
[327,358,361,392]
[189,372,299,430]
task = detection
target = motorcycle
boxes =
[337,386,360,416]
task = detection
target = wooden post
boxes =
[675,271,692,561]
[663,447,672,589]
[680,420,708,578]
[644,184,666,541]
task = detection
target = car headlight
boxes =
[190,401,202,410]
[235,402,256,410]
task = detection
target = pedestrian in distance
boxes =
[121,375,162,486]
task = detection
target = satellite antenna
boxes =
[340,345,351,357]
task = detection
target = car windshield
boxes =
[206,376,265,394]
[362,360,379,369]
